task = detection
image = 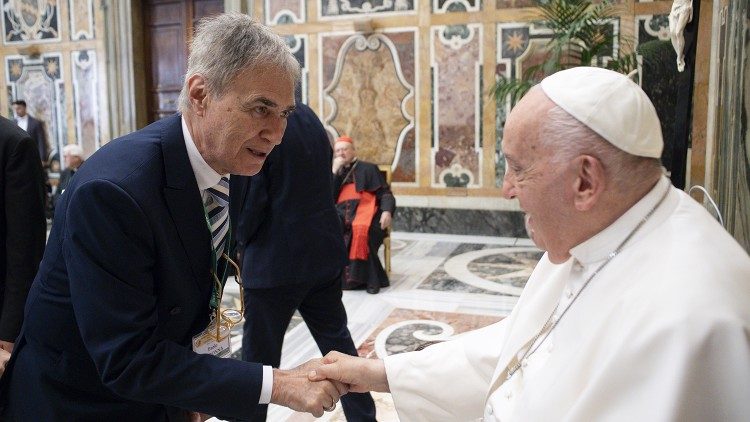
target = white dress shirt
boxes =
[181,117,273,405]
[16,115,28,131]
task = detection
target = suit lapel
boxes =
[160,115,211,292]
[486,258,573,398]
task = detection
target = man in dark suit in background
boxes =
[12,100,49,164]
[230,103,377,421]
[1,14,345,421]
[0,115,46,368]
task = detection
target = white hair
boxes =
[177,13,300,113]
[62,143,84,158]
[539,105,662,192]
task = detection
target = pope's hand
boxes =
[308,351,390,394]
[272,358,348,417]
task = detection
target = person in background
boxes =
[0,115,46,372]
[11,100,49,165]
[52,143,85,208]
[230,103,376,421]
[332,136,395,294]
[309,67,750,421]
[1,14,345,421]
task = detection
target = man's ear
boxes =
[572,155,606,211]
[187,74,208,116]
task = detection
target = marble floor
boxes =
[214,232,541,422]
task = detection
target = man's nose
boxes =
[501,177,516,200]
[264,116,286,146]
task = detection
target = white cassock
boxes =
[384,176,750,421]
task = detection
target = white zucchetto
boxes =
[540,66,664,158]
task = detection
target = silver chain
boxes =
[506,184,671,380]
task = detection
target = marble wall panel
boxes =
[69,0,94,40]
[433,0,480,13]
[72,50,99,156]
[431,23,482,187]
[265,0,305,24]
[3,0,60,43]
[394,206,527,237]
[320,30,417,183]
[6,53,65,160]
[496,0,621,7]
[320,0,415,19]
[285,34,308,104]
[494,22,551,186]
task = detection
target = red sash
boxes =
[337,184,376,260]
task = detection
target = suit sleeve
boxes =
[1,135,46,341]
[64,179,262,418]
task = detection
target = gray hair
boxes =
[177,13,300,113]
[62,143,84,157]
[539,105,662,192]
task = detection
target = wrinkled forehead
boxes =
[334,141,354,150]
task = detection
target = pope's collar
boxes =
[569,175,671,265]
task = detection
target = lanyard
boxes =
[203,206,231,312]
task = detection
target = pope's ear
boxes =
[186,74,208,115]
[572,155,605,212]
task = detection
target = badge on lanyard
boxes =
[192,319,231,357]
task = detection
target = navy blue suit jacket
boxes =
[3,115,263,420]
[230,103,347,288]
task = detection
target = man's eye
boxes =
[281,110,292,118]
[254,106,269,115]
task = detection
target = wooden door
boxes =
[143,0,224,123]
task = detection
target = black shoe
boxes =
[366,286,380,294]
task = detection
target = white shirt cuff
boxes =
[259,365,273,404]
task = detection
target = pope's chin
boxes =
[524,214,545,252]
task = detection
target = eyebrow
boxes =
[244,97,296,114]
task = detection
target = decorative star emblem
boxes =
[45,58,58,76]
[9,62,22,78]
[505,31,526,53]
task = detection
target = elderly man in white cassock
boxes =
[308,67,750,421]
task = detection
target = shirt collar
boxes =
[181,116,225,192]
[16,115,28,122]
[570,175,671,265]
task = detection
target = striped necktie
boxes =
[205,176,230,255]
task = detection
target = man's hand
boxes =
[0,340,14,353]
[188,412,211,422]
[308,351,390,394]
[332,157,347,175]
[0,347,11,378]
[271,358,348,417]
[379,211,392,230]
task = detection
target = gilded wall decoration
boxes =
[320,0,415,19]
[3,0,60,43]
[495,0,534,8]
[72,49,99,155]
[265,0,305,24]
[6,53,65,159]
[69,0,94,40]
[433,0,479,13]
[431,23,482,187]
[320,31,417,184]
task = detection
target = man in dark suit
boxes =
[0,115,46,364]
[1,14,344,421]
[12,100,49,164]
[230,103,377,421]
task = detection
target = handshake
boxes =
[272,351,389,417]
